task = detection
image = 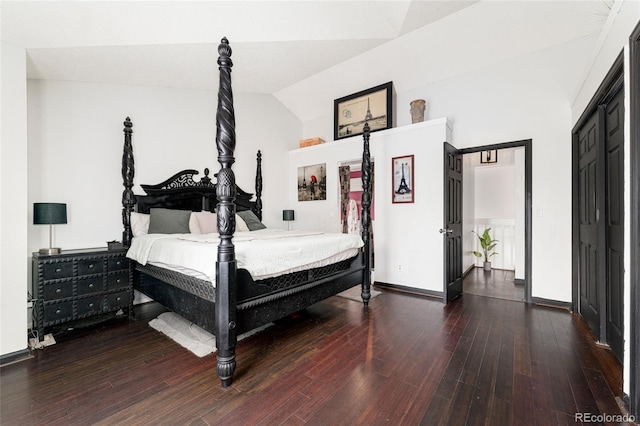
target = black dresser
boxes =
[32,247,133,341]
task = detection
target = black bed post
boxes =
[360,122,372,306]
[122,117,135,246]
[214,37,238,388]
[255,150,263,220]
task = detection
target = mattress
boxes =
[126,229,364,285]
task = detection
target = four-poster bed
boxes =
[122,38,373,387]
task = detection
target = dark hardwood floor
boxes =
[0,288,627,425]
[463,267,524,302]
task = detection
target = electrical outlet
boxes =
[398,264,402,271]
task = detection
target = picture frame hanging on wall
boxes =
[480,150,498,164]
[297,163,327,201]
[392,155,414,204]
[334,82,393,141]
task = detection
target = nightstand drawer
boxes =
[33,248,132,342]
[108,256,127,271]
[78,258,104,276]
[44,302,73,322]
[77,296,103,316]
[77,276,104,295]
[43,262,73,280]
[43,281,73,300]
[107,291,129,309]
[107,272,129,290]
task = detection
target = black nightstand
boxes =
[32,247,133,342]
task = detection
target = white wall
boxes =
[293,37,594,302]
[403,40,592,302]
[474,164,516,270]
[289,119,450,292]
[475,165,515,219]
[24,80,300,315]
[26,80,299,254]
[1,42,29,357]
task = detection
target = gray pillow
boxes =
[237,210,266,231]
[148,208,191,234]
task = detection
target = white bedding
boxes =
[126,229,364,284]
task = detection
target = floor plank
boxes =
[464,266,524,302]
[0,283,626,425]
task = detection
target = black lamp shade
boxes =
[282,210,295,221]
[34,203,67,225]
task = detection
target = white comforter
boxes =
[126,229,364,284]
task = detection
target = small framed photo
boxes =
[334,82,393,141]
[297,163,326,201]
[480,150,498,164]
[392,155,414,204]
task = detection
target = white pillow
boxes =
[193,212,248,232]
[130,212,150,237]
[189,213,202,234]
[193,211,217,234]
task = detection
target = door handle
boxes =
[439,228,453,234]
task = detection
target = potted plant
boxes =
[473,228,498,271]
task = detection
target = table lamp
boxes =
[282,209,295,231]
[34,203,67,255]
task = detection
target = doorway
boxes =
[443,140,533,304]
[464,146,526,302]
[338,159,375,268]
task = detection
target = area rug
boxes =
[149,312,272,357]
[337,285,381,302]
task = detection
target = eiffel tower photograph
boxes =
[334,82,392,140]
[392,155,414,204]
[297,163,327,201]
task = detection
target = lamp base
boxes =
[39,247,61,255]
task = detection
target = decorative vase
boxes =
[483,261,492,272]
[410,99,426,123]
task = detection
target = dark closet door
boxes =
[443,142,463,303]
[578,110,602,337]
[605,85,625,362]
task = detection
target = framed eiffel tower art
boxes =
[334,82,393,141]
[392,155,414,204]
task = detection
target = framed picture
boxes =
[480,150,498,164]
[392,155,414,204]
[297,163,326,201]
[334,82,393,141]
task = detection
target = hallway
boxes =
[463,267,525,302]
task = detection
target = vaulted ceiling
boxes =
[2,1,483,93]
[2,1,609,97]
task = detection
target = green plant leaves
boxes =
[472,228,498,262]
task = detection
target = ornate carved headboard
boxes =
[134,166,260,216]
[120,116,263,245]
